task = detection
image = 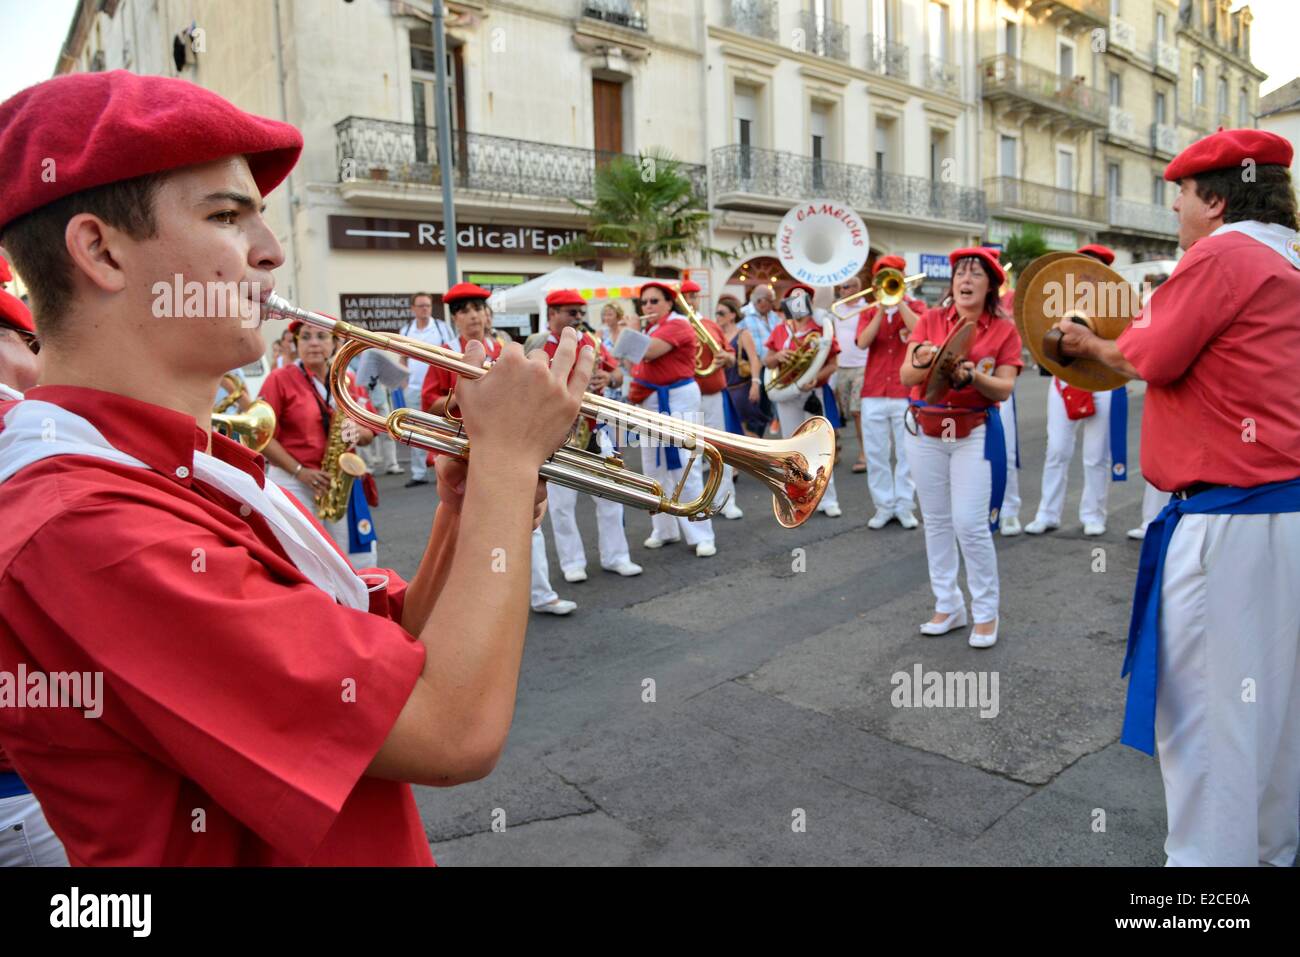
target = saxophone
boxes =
[316,400,369,522]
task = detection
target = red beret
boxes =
[872,255,906,276]
[679,279,702,294]
[1164,128,1294,181]
[0,288,34,334]
[0,255,11,286]
[1076,243,1116,266]
[444,282,492,305]
[544,288,587,307]
[638,281,679,302]
[949,247,1006,289]
[785,282,816,299]
[0,71,302,234]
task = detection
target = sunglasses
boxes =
[558,307,585,318]
[2,327,39,355]
[637,297,666,306]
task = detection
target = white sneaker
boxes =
[563,568,588,583]
[643,533,680,549]
[1126,526,1146,541]
[722,503,744,520]
[969,619,999,648]
[1083,522,1106,537]
[532,599,576,616]
[385,465,406,475]
[895,509,919,529]
[1000,515,1022,536]
[868,510,894,529]
[602,559,643,577]
[695,541,717,558]
[821,504,842,518]
[920,607,968,636]
[1024,518,1058,535]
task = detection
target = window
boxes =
[1109,71,1122,107]
[1059,40,1075,80]
[1002,19,1017,57]
[592,79,625,156]
[999,134,1017,177]
[1192,64,1205,105]
[929,128,950,182]
[1111,0,1121,15]
[410,30,465,170]
[811,104,830,190]
[1107,162,1121,198]
[1238,88,1249,125]
[928,2,950,59]
[1155,90,1167,124]
[1156,11,1167,44]
[870,0,893,42]
[874,117,896,189]
[1057,148,1075,214]
[735,84,758,179]
[1152,175,1164,206]
[1217,76,1228,116]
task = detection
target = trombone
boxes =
[829,270,926,320]
[672,289,728,378]
[262,294,837,528]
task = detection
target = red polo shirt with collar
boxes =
[765,318,841,389]
[908,305,1023,410]
[419,335,503,413]
[857,301,924,399]
[0,386,432,866]
[628,315,698,405]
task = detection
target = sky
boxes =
[0,0,1295,103]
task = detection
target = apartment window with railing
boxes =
[735,84,759,182]
[928,1,950,59]
[811,103,831,191]
[1059,40,1075,80]
[1156,10,1167,43]
[1192,64,1205,105]
[1155,90,1167,124]
[409,28,465,168]
[1109,71,1122,106]
[582,1,648,32]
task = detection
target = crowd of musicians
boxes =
[0,70,1297,871]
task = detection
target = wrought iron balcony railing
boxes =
[1154,41,1179,74]
[335,116,706,203]
[582,0,647,32]
[797,10,850,61]
[725,0,778,42]
[712,145,986,225]
[1108,197,1178,237]
[1027,0,1107,28]
[1108,16,1137,54]
[1108,105,1136,140]
[981,55,1108,127]
[1151,122,1178,156]
[984,176,1106,224]
[922,54,960,96]
[865,34,909,81]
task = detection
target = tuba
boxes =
[262,294,837,528]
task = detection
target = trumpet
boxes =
[262,294,836,528]
[212,400,277,452]
[830,271,926,320]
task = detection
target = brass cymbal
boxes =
[1011,251,1077,343]
[1015,254,1137,392]
[924,319,976,404]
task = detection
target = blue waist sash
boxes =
[1009,390,1020,469]
[720,387,742,435]
[908,400,1006,532]
[820,383,842,429]
[1109,386,1128,481]
[0,770,29,798]
[634,377,695,469]
[346,481,378,555]
[390,387,407,411]
[1121,477,1300,754]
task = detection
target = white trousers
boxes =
[774,396,839,511]
[904,426,999,623]
[0,791,69,866]
[697,391,737,511]
[1034,382,1111,526]
[269,465,378,567]
[530,526,559,607]
[1156,512,1300,866]
[360,387,400,472]
[859,396,913,514]
[547,431,631,573]
[638,383,715,546]
[999,392,1021,521]
[1140,479,1171,530]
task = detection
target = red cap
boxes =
[872,255,906,276]
[638,281,679,302]
[544,288,587,307]
[0,288,34,333]
[679,279,702,294]
[0,255,12,286]
[1164,127,1294,181]
[443,282,492,305]
[1076,243,1116,265]
[0,71,302,234]
[949,247,1006,289]
[784,282,816,299]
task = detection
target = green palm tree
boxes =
[556,150,727,276]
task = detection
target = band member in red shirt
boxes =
[622,280,717,556]
[855,255,924,529]
[0,71,591,865]
[685,281,743,520]
[419,282,503,418]
[1052,128,1300,866]
[763,283,842,517]
[900,248,1022,649]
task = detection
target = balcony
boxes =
[985,176,1106,227]
[712,145,986,226]
[1024,0,1108,32]
[922,54,960,97]
[581,0,647,32]
[797,10,849,61]
[865,34,909,81]
[1107,105,1137,141]
[335,117,706,207]
[981,55,1108,132]
[1151,122,1178,157]
[725,0,777,42]
[1188,104,1211,131]
[1108,197,1178,238]
[1108,16,1137,56]
[1154,41,1179,76]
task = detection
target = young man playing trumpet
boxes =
[0,71,592,865]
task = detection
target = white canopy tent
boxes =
[486,266,663,317]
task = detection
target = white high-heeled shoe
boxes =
[969,619,999,648]
[919,607,968,636]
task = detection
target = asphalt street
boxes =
[366,371,1168,866]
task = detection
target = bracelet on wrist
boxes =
[293,463,303,477]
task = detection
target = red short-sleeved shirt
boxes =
[694,318,735,396]
[0,386,433,866]
[857,304,917,399]
[765,318,841,389]
[908,305,1023,410]
[1117,228,1300,490]
[539,330,615,371]
[420,335,503,412]
[628,316,698,404]
[258,361,331,470]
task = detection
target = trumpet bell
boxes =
[755,416,838,528]
[213,399,277,452]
